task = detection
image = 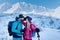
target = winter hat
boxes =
[25,16,32,22]
[19,14,24,18]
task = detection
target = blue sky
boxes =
[0,0,60,9]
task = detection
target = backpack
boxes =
[8,21,14,36]
[25,23,36,37]
[8,20,23,38]
[31,24,36,37]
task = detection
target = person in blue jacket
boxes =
[12,14,24,40]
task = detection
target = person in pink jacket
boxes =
[21,16,40,40]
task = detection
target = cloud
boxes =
[3,2,20,14]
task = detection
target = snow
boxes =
[1,2,60,19]
[32,28,60,40]
[0,1,60,40]
[0,14,60,40]
[3,3,20,14]
[40,28,60,40]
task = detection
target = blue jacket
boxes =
[12,19,23,36]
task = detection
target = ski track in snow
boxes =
[0,14,60,40]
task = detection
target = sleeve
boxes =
[31,24,36,32]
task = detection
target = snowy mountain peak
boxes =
[0,2,60,19]
[3,3,20,14]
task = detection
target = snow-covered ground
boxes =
[33,28,60,40]
[0,14,60,40]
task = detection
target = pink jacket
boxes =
[22,21,36,39]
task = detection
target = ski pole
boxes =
[37,32,40,40]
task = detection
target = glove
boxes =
[36,28,40,32]
[20,29,25,32]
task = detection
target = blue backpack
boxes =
[8,21,14,36]
[31,31,36,37]
[31,24,36,37]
